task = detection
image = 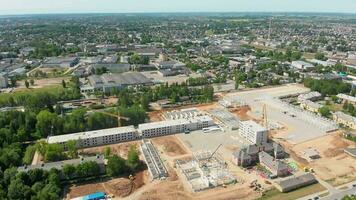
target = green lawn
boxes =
[257,183,326,200]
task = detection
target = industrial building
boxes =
[291,61,315,71]
[140,140,168,180]
[139,116,214,138]
[18,155,106,179]
[333,111,356,129]
[232,142,285,167]
[273,173,317,192]
[208,108,241,130]
[258,151,290,177]
[297,91,322,103]
[239,120,268,145]
[42,57,79,68]
[163,108,201,120]
[299,100,322,113]
[337,93,356,105]
[47,126,138,149]
[81,72,153,93]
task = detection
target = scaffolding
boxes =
[176,151,236,192]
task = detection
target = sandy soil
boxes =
[229,106,254,121]
[67,171,147,199]
[282,132,356,181]
[148,110,165,122]
[81,141,141,159]
[151,135,188,157]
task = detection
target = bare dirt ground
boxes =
[81,141,141,159]
[67,171,148,199]
[17,76,71,89]
[148,110,165,122]
[281,132,356,183]
[151,135,188,157]
[229,106,254,121]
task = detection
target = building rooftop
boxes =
[334,111,356,124]
[138,115,213,131]
[344,148,356,158]
[47,126,136,144]
[274,173,317,192]
[259,151,288,173]
[240,120,267,132]
[337,94,356,103]
[18,155,105,172]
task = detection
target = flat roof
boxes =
[47,126,136,144]
[240,120,267,132]
[138,116,213,130]
[18,155,104,172]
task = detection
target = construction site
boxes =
[176,147,237,192]
[61,84,355,200]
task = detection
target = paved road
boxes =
[298,181,356,200]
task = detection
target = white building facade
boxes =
[239,120,268,145]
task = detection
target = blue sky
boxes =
[1,0,356,15]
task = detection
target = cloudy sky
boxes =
[1,0,356,15]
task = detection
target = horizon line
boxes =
[1,11,356,17]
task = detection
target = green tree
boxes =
[126,145,140,171]
[66,140,78,159]
[35,183,61,200]
[106,155,126,176]
[35,110,63,137]
[7,178,31,200]
[62,80,66,88]
[104,147,111,158]
[319,106,331,117]
[23,145,37,165]
[63,164,76,179]
[25,80,30,89]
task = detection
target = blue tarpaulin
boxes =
[83,192,106,200]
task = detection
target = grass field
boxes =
[257,183,326,200]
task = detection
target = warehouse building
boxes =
[239,120,268,145]
[333,111,356,129]
[82,72,153,93]
[297,91,322,103]
[47,126,138,149]
[259,151,290,177]
[163,108,201,120]
[300,100,322,113]
[337,93,356,105]
[139,116,214,138]
[18,155,106,179]
[42,57,79,68]
[273,173,317,192]
[291,61,315,71]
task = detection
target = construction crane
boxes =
[208,144,223,160]
[262,104,268,129]
[89,109,129,127]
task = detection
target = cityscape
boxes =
[0,1,356,200]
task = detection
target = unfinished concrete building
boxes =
[259,151,290,178]
[232,142,285,167]
[140,140,168,180]
[176,151,236,192]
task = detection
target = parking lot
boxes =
[225,84,338,144]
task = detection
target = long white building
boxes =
[47,126,138,149]
[48,115,215,148]
[139,116,214,138]
[239,120,268,145]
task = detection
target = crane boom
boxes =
[209,144,222,160]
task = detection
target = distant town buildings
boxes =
[291,61,315,71]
